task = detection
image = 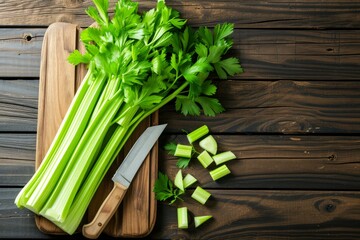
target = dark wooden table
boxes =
[1,0,360,239]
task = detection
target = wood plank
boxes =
[2,133,359,190]
[0,188,76,239]
[235,30,360,80]
[0,134,35,186]
[0,28,44,78]
[2,79,360,134]
[160,135,360,190]
[0,0,359,29]
[3,188,360,239]
[152,190,360,239]
[0,80,38,132]
[162,80,360,134]
[1,29,360,79]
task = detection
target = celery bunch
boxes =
[15,0,241,235]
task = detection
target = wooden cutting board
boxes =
[35,22,158,237]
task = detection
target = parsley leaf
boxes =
[153,172,183,204]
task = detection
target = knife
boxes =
[82,124,167,239]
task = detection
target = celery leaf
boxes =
[196,96,225,116]
[164,142,177,155]
[176,158,191,169]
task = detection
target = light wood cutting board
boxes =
[35,22,158,237]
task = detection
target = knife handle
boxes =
[82,182,127,239]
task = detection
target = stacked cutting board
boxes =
[35,22,158,237]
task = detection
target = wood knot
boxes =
[325,204,335,212]
[23,34,33,42]
[328,154,337,161]
[314,198,341,213]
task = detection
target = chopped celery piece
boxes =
[191,186,211,205]
[174,169,184,192]
[187,125,209,143]
[199,135,217,155]
[213,151,236,165]
[194,215,212,228]
[177,207,188,229]
[183,173,197,188]
[197,150,214,168]
[174,144,193,158]
[210,164,231,181]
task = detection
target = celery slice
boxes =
[177,207,188,229]
[183,173,197,188]
[213,151,236,165]
[210,164,231,181]
[187,125,209,143]
[199,135,217,155]
[174,169,184,192]
[194,215,212,228]
[197,150,214,168]
[191,186,211,205]
[174,144,193,158]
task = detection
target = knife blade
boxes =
[82,124,167,239]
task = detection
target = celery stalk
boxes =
[197,150,214,168]
[183,173,197,188]
[194,215,212,228]
[50,114,137,233]
[174,144,193,158]
[177,207,188,229]
[191,186,211,205]
[199,135,217,155]
[40,93,124,222]
[209,164,231,181]
[187,125,209,143]
[213,151,236,165]
[22,72,106,213]
[174,169,184,192]
[15,71,94,207]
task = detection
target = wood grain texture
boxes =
[0,80,38,132]
[2,133,360,190]
[0,28,44,78]
[161,80,360,134]
[235,30,360,80]
[0,189,52,239]
[2,188,360,239]
[160,135,360,190]
[1,29,360,79]
[0,134,35,186]
[152,190,360,240]
[0,0,359,29]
